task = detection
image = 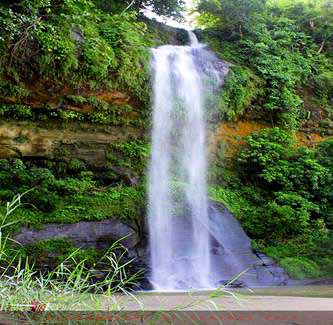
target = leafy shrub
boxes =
[196,2,326,128]
[224,128,331,244]
[52,173,96,195]
[280,257,321,280]
[0,158,146,230]
[59,185,145,223]
[237,127,294,180]
[107,140,149,177]
[219,66,263,120]
[265,192,318,239]
[261,147,328,195]
[237,128,329,195]
[315,71,333,102]
[316,139,333,169]
[0,0,150,104]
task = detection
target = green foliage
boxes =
[0,100,146,127]
[262,147,327,195]
[209,186,251,219]
[27,238,74,254]
[197,0,267,37]
[0,0,150,104]
[19,238,102,268]
[219,66,263,119]
[99,12,150,99]
[261,224,331,260]
[239,17,314,129]
[50,185,145,224]
[3,185,145,230]
[0,80,30,98]
[139,0,185,17]
[64,97,138,126]
[317,139,333,169]
[265,192,318,238]
[236,128,330,221]
[315,139,333,227]
[143,17,190,47]
[21,238,75,258]
[237,129,329,206]
[196,0,333,129]
[237,127,294,180]
[107,140,150,177]
[238,129,332,231]
[94,0,185,17]
[0,158,95,211]
[0,104,33,119]
[280,257,321,279]
[268,0,333,55]
[211,127,333,277]
[315,70,333,102]
[0,158,146,232]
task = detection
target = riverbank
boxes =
[106,286,333,311]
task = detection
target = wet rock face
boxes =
[138,202,290,289]
[12,204,290,289]
[192,46,231,89]
[142,17,190,47]
[209,203,289,287]
[13,219,139,251]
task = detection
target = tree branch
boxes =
[121,0,136,15]
[318,40,326,53]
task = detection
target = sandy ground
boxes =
[103,286,333,311]
[1,287,332,324]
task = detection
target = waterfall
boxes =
[147,31,289,291]
[148,31,218,291]
[188,30,200,47]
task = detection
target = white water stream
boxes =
[147,30,290,291]
[148,32,215,290]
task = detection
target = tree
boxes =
[0,0,185,17]
[196,0,267,37]
[93,0,185,17]
[269,0,333,54]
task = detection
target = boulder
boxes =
[13,218,139,250]
[208,203,290,287]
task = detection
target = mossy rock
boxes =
[18,238,105,269]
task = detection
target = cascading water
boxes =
[147,31,290,291]
[148,32,219,291]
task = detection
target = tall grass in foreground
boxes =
[0,193,142,311]
[0,194,243,314]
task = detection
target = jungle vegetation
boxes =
[198,0,333,278]
[0,0,332,282]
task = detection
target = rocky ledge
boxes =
[13,203,292,289]
[13,218,139,251]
